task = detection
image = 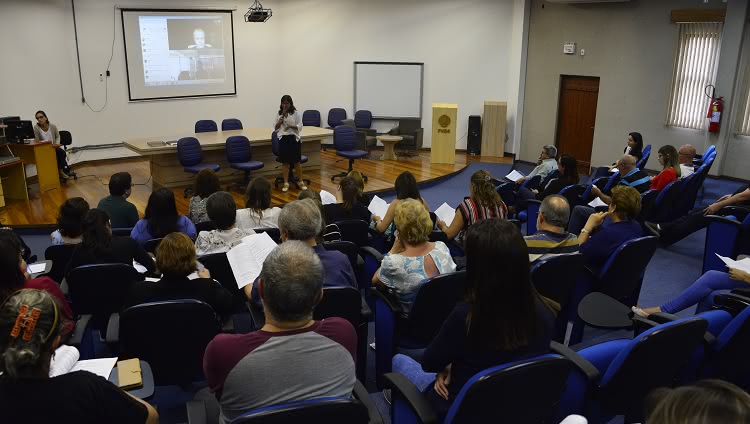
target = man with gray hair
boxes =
[517,144,558,185]
[524,195,579,262]
[204,240,357,423]
[246,199,356,302]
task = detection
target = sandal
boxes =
[281,182,289,192]
[299,182,307,191]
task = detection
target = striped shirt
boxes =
[524,230,579,262]
[457,197,508,243]
[616,168,651,193]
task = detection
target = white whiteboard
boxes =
[354,62,423,119]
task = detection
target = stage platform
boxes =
[0,150,510,227]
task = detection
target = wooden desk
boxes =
[0,158,29,207]
[124,127,332,189]
[9,141,60,192]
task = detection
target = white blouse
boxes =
[273,110,303,141]
[236,207,282,230]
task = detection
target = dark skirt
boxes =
[279,134,301,164]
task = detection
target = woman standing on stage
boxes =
[274,95,305,192]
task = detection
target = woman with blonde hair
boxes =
[437,170,507,242]
[0,289,159,423]
[372,199,456,315]
[646,379,750,423]
[650,145,681,191]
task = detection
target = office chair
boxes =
[221,118,243,131]
[177,137,221,198]
[531,253,587,343]
[225,135,264,192]
[327,108,347,128]
[58,130,77,179]
[302,110,322,127]
[195,120,218,133]
[330,126,368,182]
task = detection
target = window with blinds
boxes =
[666,22,723,130]
[736,64,750,136]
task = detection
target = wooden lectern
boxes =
[430,103,458,164]
[481,101,507,157]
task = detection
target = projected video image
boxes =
[139,15,226,87]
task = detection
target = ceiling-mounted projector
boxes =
[245,0,272,22]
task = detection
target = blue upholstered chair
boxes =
[569,236,659,345]
[693,144,716,167]
[221,118,243,131]
[195,119,218,133]
[302,109,321,127]
[185,381,381,424]
[330,126,368,182]
[327,108,347,128]
[558,184,586,212]
[702,208,750,273]
[519,199,541,235]
[371,271,466,388]
[177,137,221,198]
[636,144,651,169]
[354,110,373,129]
[639,179,685,223]
[384,354,572,424]
[554,316,708,423]
[225,135,264,191]
[270,131,310,189]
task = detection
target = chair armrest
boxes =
[705,214,741,226]
[721,206,750,221]
[353,380,384,424]
[69,314,92,347]
[369,287,405,318]
[186,400,207,424]
[383,372,439,424]
[360,246,384,263]
[105,313,120,344]
[645,313,716,345]
[715,292,750,316]
[360,296,372,322]
[550,341,600,382]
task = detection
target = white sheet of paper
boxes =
[228,232,279,289]
[609,167,618,173]
[368,195,390,218]
[716,254,750,274]
[49,345,80,377]
[144,277,160,282]
[72,357,118,380]
[320,190,337,205]
[434,202,455,227]
[132,261,147,273]
[505,170,525,182]
[680,164,695,177]
[28,262,46,274]
[588,197,607,208]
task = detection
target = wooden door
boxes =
[555,76,600,173]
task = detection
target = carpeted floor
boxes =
[15,162,746,424]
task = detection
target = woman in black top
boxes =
[391,219,555,419]
[126,232,234,319]
[535,154,580,200]
[324,176,372,224]
[67,209,155,275]
[0,289,158,423]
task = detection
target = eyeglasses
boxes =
[35,116,44,120]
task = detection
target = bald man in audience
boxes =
[678,144,697,178]
[524,195,579,263]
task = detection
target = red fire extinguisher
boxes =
[707,96,723,133]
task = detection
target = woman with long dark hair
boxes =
[131,188,196,244]
[274,94,305,192]
[535,154,580,200]
[188,168,222,224]
[372,171,430,237]
[437,170,508,242]
[391,219,555,418]
[236,177,281,230]
[70,209,155,274]
[0,289,158,423]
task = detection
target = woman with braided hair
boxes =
[437,169,508,243]
[0,289,159,423]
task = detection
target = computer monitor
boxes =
[4,120,34,143]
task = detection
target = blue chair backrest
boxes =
[232,396,368,423]
[532,253,586,308]
[443,354,572,424]
[702,145,716,162]
[520,174,542,190]
[592,316,707,418]
[195,119,218,133]
[221,118,243,131]
[407,271,466,344]
[525,200,541,235]
[602,170,620,193]
[177,137,203,167]
[302,110,321,127]
[328,108,347,128]
[333,126,356,151]
[271,131,280,157]
[596,236,658,304]
[637,144,651,169]
[713,305,750,379]
[226,135,252,163]
[354,110,372,129]
[559,184,585,209]
[703,215,743,274]
[540,169,562,190]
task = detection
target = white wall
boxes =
[0,0,522,161]
[520,0,750,179]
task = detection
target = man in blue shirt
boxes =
[247,199,357,302]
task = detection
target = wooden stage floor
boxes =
[0,150,511,227]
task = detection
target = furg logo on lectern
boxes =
[438,115,451,133]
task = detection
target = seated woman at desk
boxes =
[32,110,70,181]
